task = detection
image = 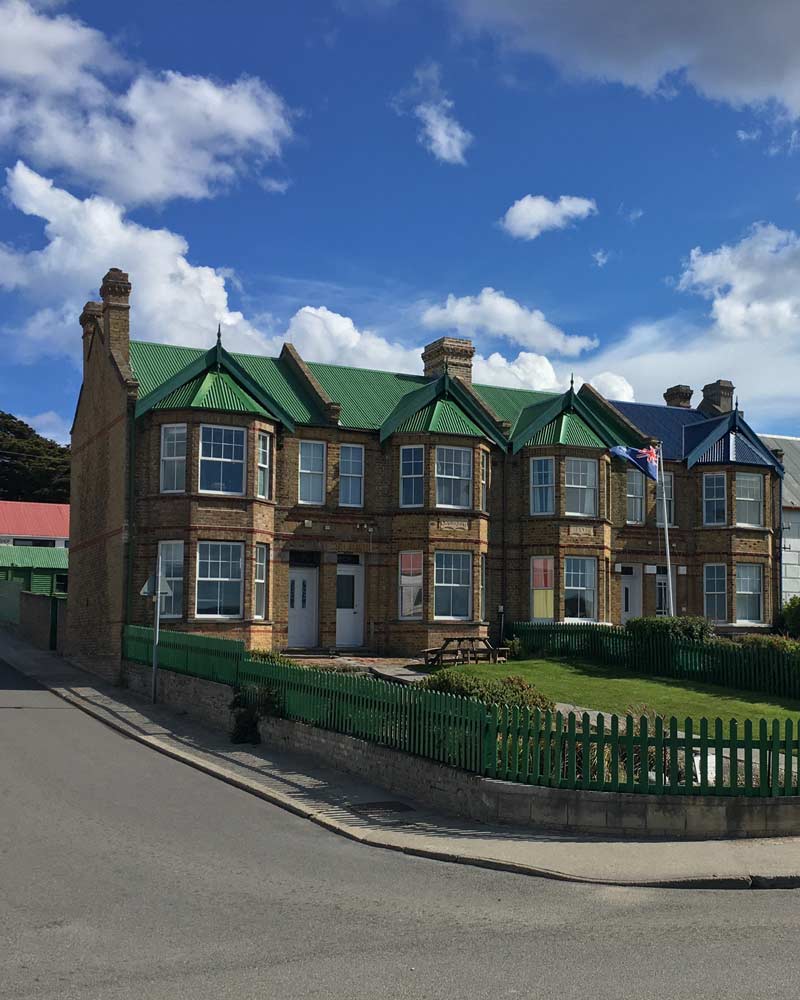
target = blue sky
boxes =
[2,0,800,442]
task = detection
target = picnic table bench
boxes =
[422,636,509,668]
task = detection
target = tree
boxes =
[0,412,70,502]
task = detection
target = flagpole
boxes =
[658,443,675,617]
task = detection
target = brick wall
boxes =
[18,592,54,650]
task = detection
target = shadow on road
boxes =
[0,658,44,691]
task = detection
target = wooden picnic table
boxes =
[422,636,509,668]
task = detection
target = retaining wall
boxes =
[119,659,800,839]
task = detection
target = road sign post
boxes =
[139,558,172,704]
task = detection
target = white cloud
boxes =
[586,223,800,424]
[422,286,597,356]
[394,62,473,165]
[500,193,596,240]
[0,1,293,205]
[592,249,609,268]
[18,409,70,444]
[449,0,800,118]
[736,128,761,142]
[586,371,635,402]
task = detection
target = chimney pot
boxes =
[699,379,735,417]
[663,384,693,408]
[422,336,474,385]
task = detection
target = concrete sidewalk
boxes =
[4,631,800,889]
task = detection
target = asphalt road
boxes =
[2,658,800,1000]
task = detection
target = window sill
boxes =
[734,524,768,532]
[565,512,599,519]
[198,490,246,498]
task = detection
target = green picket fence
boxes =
[510,622,800,701]
[122,625,800,797]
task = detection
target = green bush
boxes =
[505,635,523,660]
[624,615,713,644]
[737,633,800,656]
[783,596,800,639]
[419,668,555,713]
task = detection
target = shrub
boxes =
[419,668,555,713]
[737,633,800,656]
[505,635,523,660]
[624,615,713,644]
[783,596,800,639]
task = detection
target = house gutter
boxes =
[124,401,137,627]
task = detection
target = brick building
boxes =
[66,269,785,663]
[759,434,800,604]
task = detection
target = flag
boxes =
[610,444,659,481]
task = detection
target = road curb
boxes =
[17,670,800,891]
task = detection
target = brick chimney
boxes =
[699,379,735,417]
[422,336,474,385]
[99,267,132,367]
[663,384,693,409]
[79,300,102,364]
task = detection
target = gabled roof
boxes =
[0,546,68,570]
[683,408,783,473]
[152,370,271,417]
[0,502,69,539]
[521,412,605,448]
[394,398,485,437]
[760,435,800,508]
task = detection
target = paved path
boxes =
[4,632,800,891]
[7,652,800,998]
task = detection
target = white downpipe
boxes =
[658,444,675,617]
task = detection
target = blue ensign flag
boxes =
[609,444,659,481]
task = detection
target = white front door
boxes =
[620,565,642,623]
[336,563,364,648]
[288,567,319,647]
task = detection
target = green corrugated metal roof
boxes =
[394,399,485,437]
[0,546,68,570]
[522,412,605,448]
[473,384,557,426]
[308,362,427,429]
[153,371,270,416]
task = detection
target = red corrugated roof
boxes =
[0,501,70,539]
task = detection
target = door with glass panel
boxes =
[619,565,642,623]
[288,567,319,647]
[335,556,364,647]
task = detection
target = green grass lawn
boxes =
[450,657,800,724]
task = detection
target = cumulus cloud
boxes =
[586,223,800,424]
[449,0,800,119]
[500,194,597,241]
[394,62,473,165]
[422,286,597,356]
[0,0,293,205]
[592,248,609,268]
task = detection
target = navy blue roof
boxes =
[611,401,709,460]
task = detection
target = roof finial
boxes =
[217,322,222,346]
[570,372,574,390]
[734,395,739,412]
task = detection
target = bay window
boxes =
[736,564,763,623]
[435,446,472,509]
[158,540,184,619]
[399,551,423,620]
[565,458,597,516]
[735,473,763,527]
[400,446,424,507]
[703,473,726,526]
[434,551,471,619]
[257,433,272,500]
[564,557,596,620]
[160,424,186,493]
[530,457,555,515]
[704,564,726,622]
[254,543,268,619]
[196,542,243,618]
[199,425,245,495]
[530,556,554,620]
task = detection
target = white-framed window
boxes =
[199,425,245,495]
[655,566,672,617]
[480,553,486,620]
[158,540,184,618]
[254,543,268,620]
[656,471,674,527]
[480,452,489,512]
[565,458,598,517]
[399,551,423,620]
[703,473,726,526]
[339,444,364,507]
[435,446,472,509]
[704,564,726,623]
[736,563,763,623]
[257,433,272,500]
[736,473,764,527]
[626,469,645,524]
[299,441,326,505]
[160,424,186,493]
[564,557,596,620]
[400,445,424,508]
[530,457,555,515]
[434,551,472,619]
[196,542,243,618]
[531,556,555,620]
